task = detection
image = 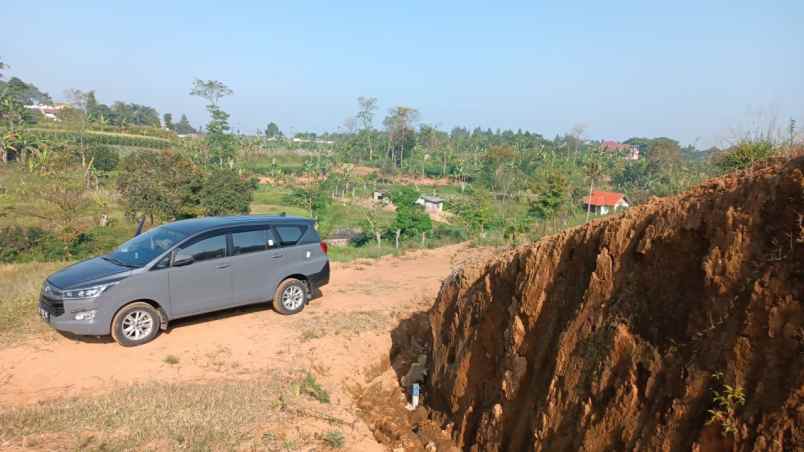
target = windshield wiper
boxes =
[102,255,137,268]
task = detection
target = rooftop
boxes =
[164,215,311,235]
[583,191,627,207]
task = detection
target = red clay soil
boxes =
[417,155,803,451]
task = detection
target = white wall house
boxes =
[583,191,630,216]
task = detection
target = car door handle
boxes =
[271,254,283,259]
[216,263,230,269]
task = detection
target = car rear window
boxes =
[275,225,307,246]
[232,229,270,255]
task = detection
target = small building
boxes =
[325,229,359,247]
[372,191,387,203]
[583,191,630,216]
[600,140,640,160]
[416,195,445,213]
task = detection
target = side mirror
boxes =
[173,254,194,267]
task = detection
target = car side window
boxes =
[232,229,271,255]
[176,234,227,263]
[275,225,306,247]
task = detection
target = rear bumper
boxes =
[309,261,330,289]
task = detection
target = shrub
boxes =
[322,430,345,449]
[199,169,257,216]
[87,145,119,171]
[0,226,46,262]
[715,140,777,172]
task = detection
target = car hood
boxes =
[47,257,132,289]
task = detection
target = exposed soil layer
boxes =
[421,156,803,451]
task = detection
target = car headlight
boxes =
[63,282,119,300]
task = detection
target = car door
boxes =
[273,223,316,280]
[167,231,233,318]
[230,226,284,305]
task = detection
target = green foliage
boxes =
[388,186,432,238]
[205,104,236,166]
[198,168,257,216]
[87,145,119,171]
[174,114,196,134]
[117,150,203,222]
[297,373,330,404]
[448,187,496,236]
[715,141,777,172]
[706,372,746,437]
[283,185,330,218]
[0,76,52,105]
[528,171,570,223]
[0,226,52,262]
[163,112,173,130]
[27,128,171,149]
[322,430,345,449]
[265,121,282,138]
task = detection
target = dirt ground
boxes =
[0,243,493,451]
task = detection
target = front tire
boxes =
[111,302,161,347]
[273,279,308,315]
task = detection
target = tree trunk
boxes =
[375,231,382,249]
[586,180,594,222]
[395,229,401,249]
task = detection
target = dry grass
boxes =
[0,261,66,345]
[296,310,390,342]
[0,370,343,451]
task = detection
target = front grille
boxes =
[39,295,65,316]
[40,282,65,317]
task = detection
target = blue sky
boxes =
[2,1,802,147]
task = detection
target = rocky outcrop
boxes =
[426,156,803,451]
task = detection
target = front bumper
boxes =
[39,292,112,336]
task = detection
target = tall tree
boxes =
[265,121,282,138]
[356,96,378,161]
[383,106,419,167]
[174,114,196,134]
[163,112,174,130]
[190,79,233,106]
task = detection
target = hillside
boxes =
[379,155,802,451]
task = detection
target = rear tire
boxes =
[111,302,161,347]
[273,279,308,315]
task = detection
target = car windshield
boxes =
[106,226,188,268]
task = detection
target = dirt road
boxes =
[0,244,487,449]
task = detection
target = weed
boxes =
[162,354,180,365]
[706,372,746,437]
[298,372,330,404]
[322,430,345,448]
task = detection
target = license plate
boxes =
[39,308,50,322]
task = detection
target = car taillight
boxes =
[320,242,329,255]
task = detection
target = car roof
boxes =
[164,215,312,236]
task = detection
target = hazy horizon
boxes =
[3,1,803,147]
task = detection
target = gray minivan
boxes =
[38,216,330,346]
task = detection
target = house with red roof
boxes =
[583,191,630,216]
[600,140,640,160]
